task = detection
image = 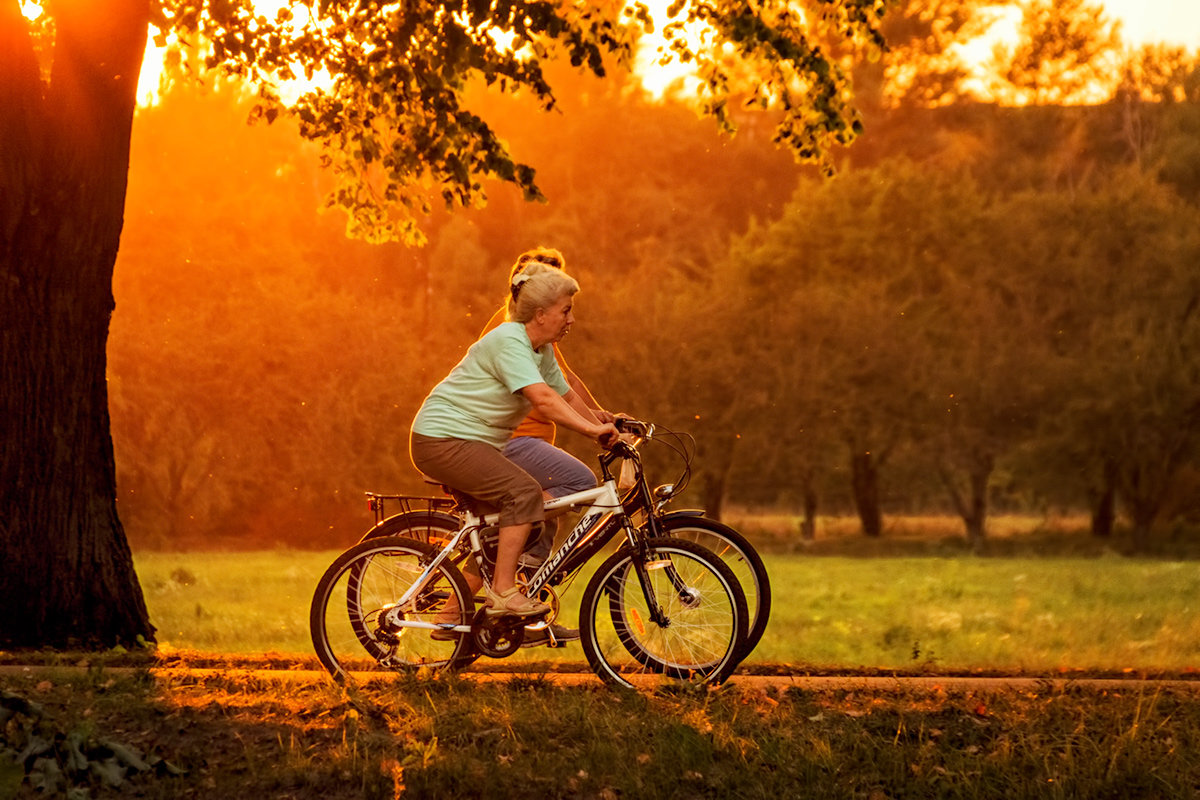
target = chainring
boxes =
[471,610,526,658]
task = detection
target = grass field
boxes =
[135,546,1200,674]
[7,535,1200,798]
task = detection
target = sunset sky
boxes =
[1101,0,1200,49]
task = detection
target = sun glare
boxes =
[633,0,709,98]
[950,4,1023,103]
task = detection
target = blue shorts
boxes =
[503,436,597,498]
[503,436,597,559]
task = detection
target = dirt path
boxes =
[5,663,1198,692]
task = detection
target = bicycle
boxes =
[309,421,751,689]
[355,419,771,659]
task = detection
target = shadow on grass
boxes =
[0,656,395,799]
[6,660,1200,799]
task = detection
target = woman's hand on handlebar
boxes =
[595,422,620,449]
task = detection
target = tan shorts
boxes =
[410,433,543,527]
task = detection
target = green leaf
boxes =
[28,758,64,793]
[90,757,128,788]
[64,732,89,775]
[98,737,150,772]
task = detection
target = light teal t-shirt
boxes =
[412,322,571,449]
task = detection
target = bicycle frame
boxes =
[522,479,626,596]
[374,427,707,641]
[394,441,675,637]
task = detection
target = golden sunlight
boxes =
[944,0,1199,106]
[633,0,710,98]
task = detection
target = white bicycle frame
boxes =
[384,477,627,637]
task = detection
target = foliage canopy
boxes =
[156,0,885,242]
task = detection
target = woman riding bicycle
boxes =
[410,262,618,618]
[479,247,614,571]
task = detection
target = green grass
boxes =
[137,550,326,656]
[760,556,1200,672]
[135,550,1200,674]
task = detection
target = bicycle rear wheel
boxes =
[579,538,748,689]
[646,516,771,658]
[310,536,476,682]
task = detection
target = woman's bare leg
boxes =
[492,522,532,594]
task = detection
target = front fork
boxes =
[623,518,706,626]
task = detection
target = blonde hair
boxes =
[507,262,579,323]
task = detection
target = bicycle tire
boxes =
[579,537,748,689]
[646,515,771,658]
[358,511,462,545]
[310,536,476,682]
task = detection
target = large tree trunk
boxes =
[1121,459,1173,554]
[698,432,738,522]
[1124,478,1160,555]
[0,0,154,647]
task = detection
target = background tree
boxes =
[853,0,1015,111]
[985,0,1120,105]
[1113,52,1200,205]
[1018,174,1200,551]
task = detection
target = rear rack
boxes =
[365,492,457,527]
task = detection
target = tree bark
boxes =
[698,432,738,522]
[850,449,882,537]
[0,0,154,648]
[1090,459,1117,538]
[800,474,817,542]
[701,470,726,522]
[939,450,994,553]
[1125,476,1159,555]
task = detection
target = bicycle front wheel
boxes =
[310,536,475,682]
[579,538,748,689]
[647,515,771,659]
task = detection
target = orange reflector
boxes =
[629,607,646,637]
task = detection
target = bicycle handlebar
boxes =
[613,417,651,438]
